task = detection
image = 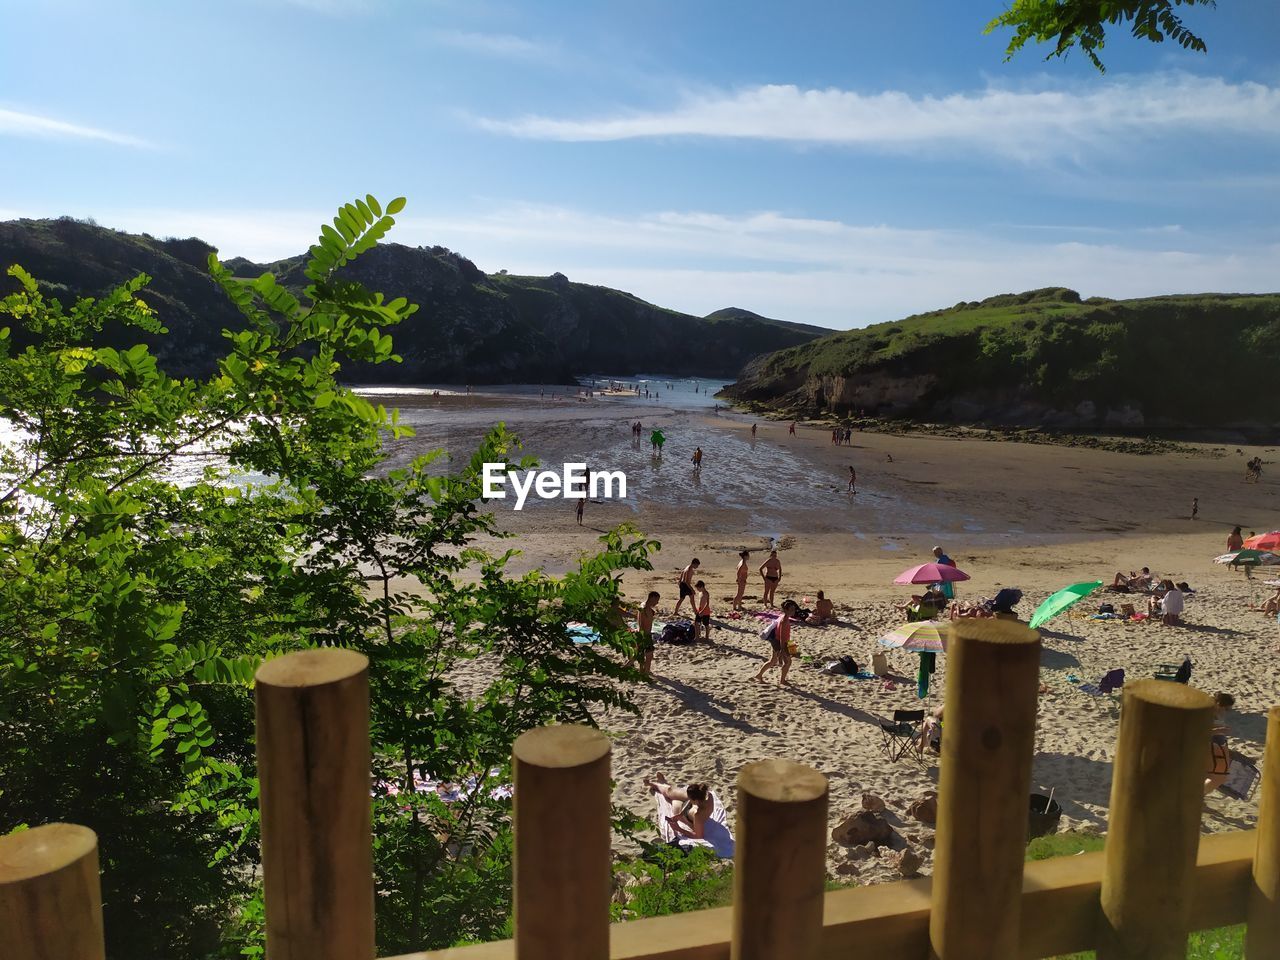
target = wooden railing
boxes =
[3,620,1278,959]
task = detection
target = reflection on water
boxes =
[365,382,973,538]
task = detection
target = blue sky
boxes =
[3,0,1278,329]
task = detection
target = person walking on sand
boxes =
[636,591,659,677]
[1191,497,1199,520]
[733,550,750,611]
[789,421,796,436]
[759,550,782,607]
[693,581,713,641]
[575,495,585,525]
[674,558,700,616]
[753,599,798,686]
[847,466,857,494]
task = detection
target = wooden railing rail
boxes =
[2,623,1278,959]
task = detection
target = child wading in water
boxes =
[754,599,798,686]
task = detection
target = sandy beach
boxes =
[369,384,1280,883]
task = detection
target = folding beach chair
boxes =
[1077,668,1124,716]
[879,709,925,762]
[1154,659,1192,684]
[1218,752,1260,802]
[1078,668,1125,697]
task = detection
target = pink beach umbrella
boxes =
[893,562,971,585]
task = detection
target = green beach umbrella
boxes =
[1029,580,1104,630]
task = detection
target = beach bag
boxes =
[1098,602,1115,615]
[839,655,859,675]
[660,622,695,645]
[758,618,778,645]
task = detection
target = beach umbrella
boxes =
[879,621,949,653]
[1029,581,1104,630]
[1214,550,1280,566]
[1243,531,1280,552]
[893,562,971,585]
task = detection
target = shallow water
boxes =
[359,385,1012,542]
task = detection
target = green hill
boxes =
[0,217,827,383]
[721,287,1280,434]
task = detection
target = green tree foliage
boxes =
[986,0,1216,71]
[0,196,658,957]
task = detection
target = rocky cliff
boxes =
[722,287,1280,434]
[0,218,827,382]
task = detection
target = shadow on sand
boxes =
[653,675,779,738]
[1031,751,1114,829]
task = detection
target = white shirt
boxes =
[1161,589,1185,616]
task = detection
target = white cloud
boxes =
[474,74,1280,160]
[431,29,558,61]
[4,203,1274,329]
[0,107,151,148]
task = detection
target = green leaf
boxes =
[386,196,407,215]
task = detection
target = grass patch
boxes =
[1051,925,1244,959]
[1026,830,1105,861]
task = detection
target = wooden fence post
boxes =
[1247,704,1280,958]
[928,618,1041,960]
[732,759,828,960]
[256,648,374,960]
[0,823,104,960]
[1097,679,1213,960]
[513,724,611,960]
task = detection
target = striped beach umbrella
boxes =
[878,621,949,653]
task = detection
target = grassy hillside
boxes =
[0,218,827,383]
[723,288,1280,432]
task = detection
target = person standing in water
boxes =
[751,423,757,438]
[1191,497,1199,520]
[674,558,700,616]
[733,550,750,611]
[847,466,857,494]
[691,447,703,471]
[789,421,796,436]
[759,550,782,607]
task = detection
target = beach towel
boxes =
[655,790,735,858]
[567,622,600,644]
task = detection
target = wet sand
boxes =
[369,386,1280,883]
